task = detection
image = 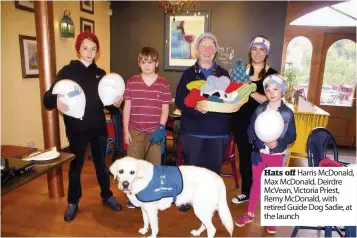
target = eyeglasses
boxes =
[198,44,217,53]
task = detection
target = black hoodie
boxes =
[43,60,118,138]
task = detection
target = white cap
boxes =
[263,74,287,95]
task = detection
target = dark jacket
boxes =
[248,100,296,154]
[175,61,231,135]
[43,60,118,138]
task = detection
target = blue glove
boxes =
[230,59,250,83]
[149,124,167,144]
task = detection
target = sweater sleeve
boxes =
[43,66,68,110]
[175,69,202,116]
[277,110,297,148]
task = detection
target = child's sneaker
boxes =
[235,213,254,227]
[267,226,277,234]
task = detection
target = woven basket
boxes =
[196,96,249,113]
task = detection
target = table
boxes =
[167,102,330,166]
[286,103,330,162]
[1,151,75,196]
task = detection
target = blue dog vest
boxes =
[135,166,183,203]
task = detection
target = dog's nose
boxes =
[122,181,129,188]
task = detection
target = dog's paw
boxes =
[138,228,148,235]
[190,229,201,236]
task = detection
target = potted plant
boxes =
[282,67,298,103]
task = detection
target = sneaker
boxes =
[235,213,254,227]
[64,203,78,222]
[127,200,136,209]
[231,194,249,204]
[267,226,277,234]
[103,196,122,211]
[178,204,191,212]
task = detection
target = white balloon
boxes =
[98,73,125,106]
[254,110,284,143]
[52,79,86,120]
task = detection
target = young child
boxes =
[43,32,123,222]
[234,74,297,234]
[123,46,172,165]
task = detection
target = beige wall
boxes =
[1,1,110,149]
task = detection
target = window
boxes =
[290,1,357,27]
[284,36,313,98]
[321,39,356,107]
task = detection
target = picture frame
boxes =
[18,35,39,78]
[80,17,95,33]
[80,0,94,14]
[14,0,34,13]
[164,10,211,71]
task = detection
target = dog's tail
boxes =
[217,182,234,236]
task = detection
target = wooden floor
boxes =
[1,146,355,237]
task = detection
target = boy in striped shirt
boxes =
[123,47,172,166]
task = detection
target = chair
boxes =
[110,112,127,162]
[291,127,346,237]
[176,135,239,188]
[88,118,116,159]
[105,119,116,157]
[221,135,240,188]
[306,127,338,167]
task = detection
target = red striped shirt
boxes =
[124,74,172,133]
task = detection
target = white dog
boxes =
[110,156,234,238]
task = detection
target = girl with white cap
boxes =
[235,74,296,234]
[231,35,278,205]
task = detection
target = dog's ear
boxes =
[109,160,119,180]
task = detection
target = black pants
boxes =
[232,107,254,196]
[67,134,113,204]
[180,134,229,175]
[233,131,253,196]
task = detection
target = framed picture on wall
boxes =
[19,35,39,78]
[164,10,211,71]
[80,0,94,14]
[80,17,95,33]
[14,1,34,13]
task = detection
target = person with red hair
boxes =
[43,32,123,222]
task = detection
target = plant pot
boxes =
[285,89,295,103]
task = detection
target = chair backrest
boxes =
[106,120,115,138]
[307,127,338,167]
[110,112,125,151]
